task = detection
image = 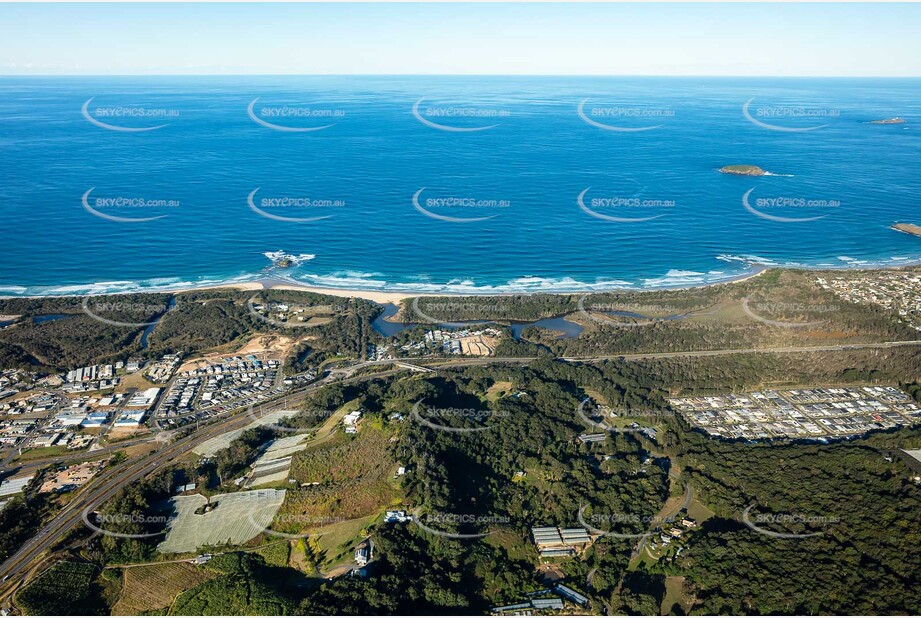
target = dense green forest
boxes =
[5,275,921,615]
[0,492,54,564]
[0,289,377,370]
[14,356,921,614]
[666,431,921,614]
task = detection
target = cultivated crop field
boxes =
[111,562,216,616]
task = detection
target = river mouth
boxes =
[139,297,177,350]
[370,304,585,341]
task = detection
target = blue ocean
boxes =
[1,76,919,297]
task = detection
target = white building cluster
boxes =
[671,386,921,440]
[63,364,119,392]
[818,271,921,331]
[158,356,282,429]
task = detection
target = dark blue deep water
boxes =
[1,76,919,296]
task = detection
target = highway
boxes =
[3,336,920,601]
[421,338,921,367]
[0,365,401,602]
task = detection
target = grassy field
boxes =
[686,498,715,523]
[307,398,359,449]
[313,512,378,568]
[579,386,609,406]
[114,371,155,394]
[12,444,72,461]
[285,425,400,520]
[317,355,350,370]
[116,441,160,459]
[662,576,693,615]
[111,562,216,616]
[485,528,533,562]
[485,381,514,402]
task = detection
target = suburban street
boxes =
[0,365,401,604]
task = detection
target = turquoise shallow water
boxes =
[1,76,920,297]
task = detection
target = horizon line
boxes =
[3,73,921,78]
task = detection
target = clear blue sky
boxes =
[1,3,919,76]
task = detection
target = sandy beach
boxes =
[180,269,771,304]
[181,279,428,304]
[0,265,804,304]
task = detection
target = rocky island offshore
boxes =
[719,164,769,176]
[892,223,921,238]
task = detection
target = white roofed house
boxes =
[127,387,162,409]
[531,525,594,558]
[354,539,374,566]
[114,410,147,428]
